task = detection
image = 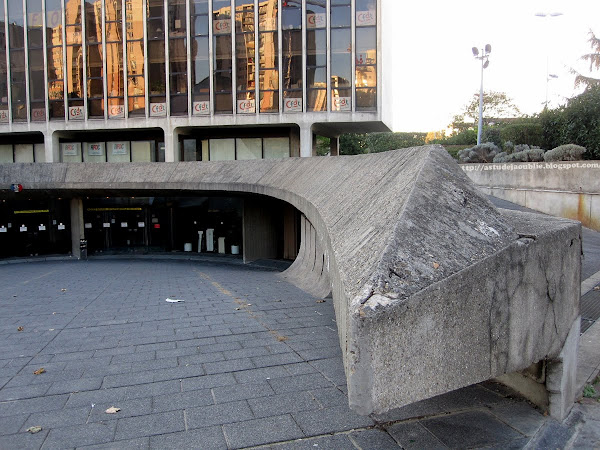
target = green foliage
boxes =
[443,145,471,160]
[315,136,331,156]
[544,144,587,162]
[539,87,600,159]
[584,384,597,398]
[482,127,502,147]
[453,91,521,129]
[458,142,501,163]
[571,31,600,90]
[339,132,427,155]
[499,120,544,148]
[434,129,477,146]
[494,148,545,163]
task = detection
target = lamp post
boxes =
[535,12,563,108]
[472,44,491,146]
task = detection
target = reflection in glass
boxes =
[235,0,255,114]
[306,28,326,111]
[330,1,351,112]
[147,0,166,113]
[191,1,209,113]
[213,0,232,113]
[28,0,46,120]
[355,21,376,110]
[259,0,278,112]
[8,0,26,121]
[65,0,84,119]
[46,0,64,118]
[0,0,7,120]
[126,0,145,116]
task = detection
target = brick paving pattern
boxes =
[0,260,561,448]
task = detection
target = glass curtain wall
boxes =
[330,0,350,111]
[147,0,166,115]
[190,0,209,115]
[65,0,84,119]
[125,0,144,116]
[258,0,277,112]
[169,0,187,114]
[46,0,64,119]
[0,0,7,122]
[27,0,46,120]
[212,0,231,113]
[85,0,103,117]
[8,0,27,121]
[106,0,124,117]
[235,0,254,114]
[281,0,301,112]
[355,0,376,110]
[306,0,326,111]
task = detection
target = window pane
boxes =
[47,47,63,80]
[85,0,102,42]
[210,139,235,160]
[83,142,105,162]
[331,54,351,86]
[61,142,82,162]
[259,31,277,69]
[356,0,376,26]
[282,30,302,90]
[356,65,376,87]
[259,69,278,90]
[191,0,208,15]
[128,96,145,115]
[106,43,123,96]
[182,139,198,161]
[105,21,121,42]
[131,141,152,162]
[264,137,289,159]
[307,67,326,87]
[236,138,261,160]
[356,87,376,109]
[356,28,376,64]
[331,5,350,28]
[169,0,186,36]
[0,145,13,162]
[282,2,301,30]
[14,144,34,162]
[214,92,232,113]
[169,38,187,73]
[127,41,144,76]
[192,15,209,35]
[259,0,277,31]
[87,44,103,78]
[259,90,278,112]
[148,41,166,94]
[107,141,131,162]
[105,0,121,21]
[307,88,326,111]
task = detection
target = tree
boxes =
[571,30,600,90]
[448,91,521,135]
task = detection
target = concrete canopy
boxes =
[0,145,581,415]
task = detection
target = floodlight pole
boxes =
[473,45,491,146]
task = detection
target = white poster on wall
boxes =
[333,97,351,111]
[62,143,79,156]
[0,109,8,123]
[356,10,376,26]
[237,99,256,114]
[88,143,103,156]
[150,102,167,117]
[69,105,84,120]
[284,98,302,112]
[112,142,128,155]
[306,13,326,29]
[193,101,210,115]
[213,19,231,35]
[109,104,125,118]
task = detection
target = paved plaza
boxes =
[1,254,600,448]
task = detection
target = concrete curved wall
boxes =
[0,146,581,417]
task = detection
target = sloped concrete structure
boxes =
[0,145,581,418]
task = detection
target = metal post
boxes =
[477,55,484,146]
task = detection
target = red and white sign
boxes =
[62,143,79,156]
[306,13,326,29]
[237,99,255,114]
[0,109,8,123]
[112,142,127,155]
[284,98,302,112]
[193,101,210,115]
[69,105,84,120]
[109,104,124,118]
[88,143,103,156]
[333,97,351,111]
[213,19,231,35]
[356,10,376,26]
[32,108,46,121]
[150,102,167,117]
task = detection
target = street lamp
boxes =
[472,44,491,146]
[535,12,563,108]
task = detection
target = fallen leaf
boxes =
[274,299,282,303]
[316,300,326,303]
[277,336,288,342]
[60,288,67,292]
[246,303,252,306]
[17,326,24,332]
[235,307,241,311]
[26,426,42,434]
[33,368,46,375]
[165,298,185,303]
[594,286,600,291]
[105,406,121,414]
[49,329,54,331]
[433,262,440,269]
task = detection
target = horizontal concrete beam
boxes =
[0,146,581,417]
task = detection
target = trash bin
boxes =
[79,239,88,260]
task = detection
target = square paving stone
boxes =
[223,414,305,448]
[152,389,214,413]
[42,421,117,449]
[267,373,334,394]
[22,406,91,431]
[186,400,254,429]
[349,428,401,449]
[0,413,29,435]
[489,402,546,436]
[292,405,374,436]
[114,410,185,441]
[211,381,275,403]
[0,429,49,450]
[247,390,321,418]
[149,427,228,450]
[386,421,448,449]
[420,410,523,449]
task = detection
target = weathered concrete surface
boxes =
[462,161,600,231]
[0,146,581,417]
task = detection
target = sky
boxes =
[388,0,600,132]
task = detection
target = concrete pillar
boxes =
[243,198,278,263]
[164,127,180,162]
[289,126,301,157]
[299,124,314,158]
[330,136,340,156]
[49,131,61,163]
[70,198,84,258]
